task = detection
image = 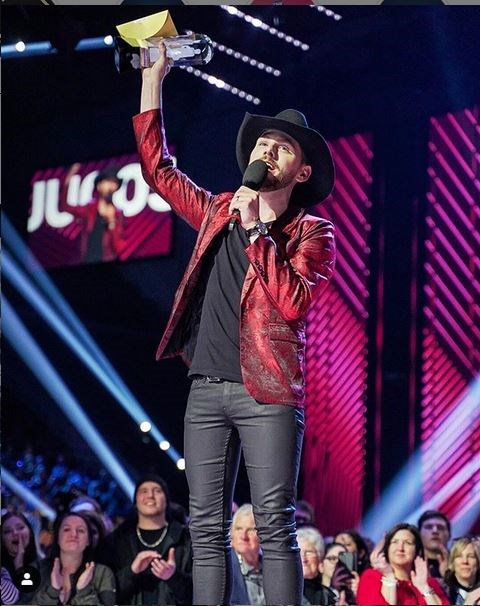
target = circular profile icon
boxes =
[13,566,41,593]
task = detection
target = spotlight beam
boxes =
[3,215,182,464]
[2,467,56,521]
[3,296,135,499]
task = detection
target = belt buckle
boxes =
[206,375,223,383]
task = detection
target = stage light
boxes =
[104,35,114,46]
[362,376,480,541]
[15,41,26,53]
[220,6,309,50]
[2,41,56,58]
[3,297,135,499]
[312,5,343,21]
[2,467,56,521]
[140,421,152,433]
[209,39,282,76]
[180,66,261,105]
[159,441,171,451]
[176,458,186,471]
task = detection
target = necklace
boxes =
[136,524,169,548]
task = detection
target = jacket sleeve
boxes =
[113,565,139,604]
[165,531,193,605]
[356,569,388,606]
[132,109,213,232]
[58,176,90,220]
[427,578,450,605]
[245,218,336,322]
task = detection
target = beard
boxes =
[260,169,295,192]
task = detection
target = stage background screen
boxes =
[27,153,174,268]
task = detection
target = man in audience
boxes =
[418,509,451,578]
[98,474,192,605]
[297,526,337,605]
[231,504,265,606]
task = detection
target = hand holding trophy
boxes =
[114,10,214,73]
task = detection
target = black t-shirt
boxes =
[85,213,107,263]
[189,223,250,382]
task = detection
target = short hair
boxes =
[417,510,451,536]
[297,526,325,559]
[383,523,424,563]
[445,537,480,587]
[232,503,254,528]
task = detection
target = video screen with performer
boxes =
[27,154,174,268]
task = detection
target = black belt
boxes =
[191,375,225,383]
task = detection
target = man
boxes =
[61,164,125,263]
[133,44,336,605]
[98,474,192,605]
[418,509,451,578]
[297,527,337,606]
[231,504,265,606]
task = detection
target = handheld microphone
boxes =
[229,159,268,231]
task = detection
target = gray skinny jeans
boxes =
[184,377,305,605]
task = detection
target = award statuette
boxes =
[114,10,214,73]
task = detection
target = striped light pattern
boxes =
[220,6,310,51]
[311,5,343,21]
[303,133,373,533]
[421,106,480,522]
[179,66,261,105]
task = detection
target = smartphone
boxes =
[338,551,357,573]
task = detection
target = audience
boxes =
[231,503,265,606]
[33,512,115,606]
[320,541,357,604]
[297,526,336,606]
[1,567,20,605]
[3,447,131,521]
[3,446,479,606]
[418,509,451,579]
[1,512,41,578]
[444,537,480,605]
[97,474,192,605]
[334,529,370,574]
[295,500,316,529]
[357,522,449,605]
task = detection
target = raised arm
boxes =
[140,43,172,113]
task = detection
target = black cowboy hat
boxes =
[236,109,335,207]
[94,166,123,190]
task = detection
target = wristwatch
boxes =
[246,221,269,238]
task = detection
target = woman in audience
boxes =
[320,542,357,604]
[1,567,20,605]
[357,522,449,605]
[1,512,41,576]
[444,537,480,605]
[334,529,370,574]
[33,512,115,606]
